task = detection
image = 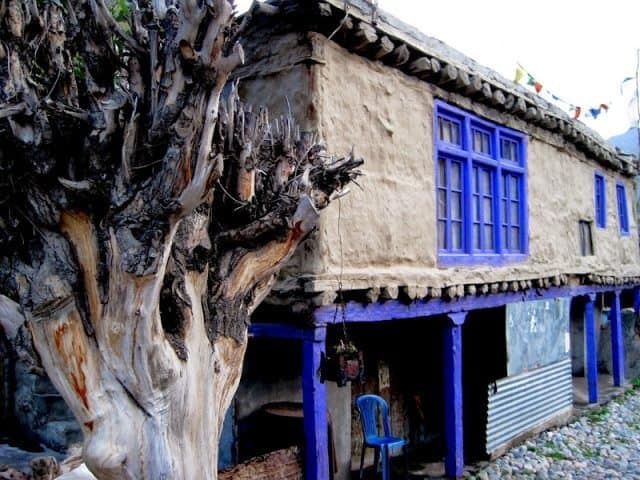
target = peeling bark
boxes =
[0,2,362,479]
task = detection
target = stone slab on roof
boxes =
[252,0,637,176]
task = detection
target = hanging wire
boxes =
[332,198,350,346]
[327,1,351,42]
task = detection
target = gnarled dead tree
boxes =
[0,1,362,478]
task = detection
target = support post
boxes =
[302,326,329,480]
[584,293,598,403]
[444,312,467,479]
[610,291,625,387]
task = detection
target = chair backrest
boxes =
[356,394,391,442]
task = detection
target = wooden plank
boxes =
[438,63,458,84]
[408,56,433,76]
[313,285,639,325]
[389,43,410,66]
[352,21,378,51]
[454,69,471,91]
[373,35,395,59]
[444,313,466,478]
[609,291,625,387]
[584,293,598,404]
[303,329,329,480]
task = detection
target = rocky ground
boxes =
[467,382,640,480]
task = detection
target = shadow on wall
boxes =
[0,328,81,453]
[598,309,640,380]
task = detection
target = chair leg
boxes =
[404,445,409,480]
[359,446,366,480]
[373,448,380,475]
[381,445,389,480]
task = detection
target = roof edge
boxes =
[253,0,637,176]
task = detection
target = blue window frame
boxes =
[616,182,629,236]
[594,172,606,229]
[435,101,528,265]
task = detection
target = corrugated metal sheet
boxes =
[486,358,572,454]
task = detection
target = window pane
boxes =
[451,162,462,189]
[473,195,481,221]
[452,192,462,220]
[438,221,446,249]
[439,117,461,145]
[438,158,447,187]
[452,222,462,249]
[472,166,478,192]
[473,224,481,250]
[437,190,447,218]
[482,169,492,193]
[617,185,628,233]
[502,225,508,247]
[502,174,508,196]
[484,197,493,222]
[501,139,519,162]
[511,201,520,226]
[511,227,520,250]
[511,176,519,199]
[579,221,593,256]
[472,129,491,154]
[484,225,494,250]
[502,199,508,223]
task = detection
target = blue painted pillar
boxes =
[444,312,467,479]
[302,326,328,480]
[634,287,640,317]
[609,291,625,387]
[584,293,598,404]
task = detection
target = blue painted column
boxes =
[444,312,467,479]
[584,293,598,404]
[634,287,640,317]
[302,326,329,480]
[609,291,625,387]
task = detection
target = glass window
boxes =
[472,128,491,155]
[579,220,594,256]
[594,173,606,228]
[438,116,462,146]
[435,101,527,263]
[616,183,629,235]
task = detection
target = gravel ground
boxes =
[468,385,640,480]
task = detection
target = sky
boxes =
[235,0,640,140]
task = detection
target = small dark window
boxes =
[579,220,594,256]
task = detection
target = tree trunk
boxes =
[0,1,362,478]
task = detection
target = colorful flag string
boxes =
[514,63,611,120]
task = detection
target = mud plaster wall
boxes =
[240,33,640,293]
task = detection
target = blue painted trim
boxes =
[434,99,528,265]
[443,317,465,478]
[249,323,325,341]
[634,287,640,316]
[313,285,639,325]
[594,172,606,229]
[437,253,528,267]
[616,182,630,236]
[584,294,598,403]
[610,291,625,386]
[302,335,329,480]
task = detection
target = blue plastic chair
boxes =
[356,394,408,480]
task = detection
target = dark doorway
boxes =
[462,307,507,461]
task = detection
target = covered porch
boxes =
[248,284,639,479]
